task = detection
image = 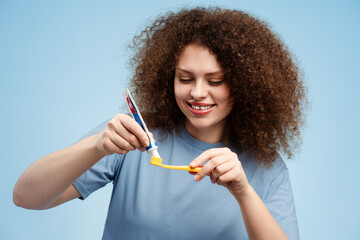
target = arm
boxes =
[13,134,104,209]
[13,114,150,210]
[190,148,289,240]
[235,185,289,240]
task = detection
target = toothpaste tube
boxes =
[124,87,161,158]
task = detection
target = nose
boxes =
[191,79,207,100]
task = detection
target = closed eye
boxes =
[208,80,224,86]
[179,78,193,83]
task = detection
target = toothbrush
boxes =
[150,157,202,172]
[125,87,202,172]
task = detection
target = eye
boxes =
[179,77,193,83]
[208,79,224,86]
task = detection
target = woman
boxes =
[13,7,307,240]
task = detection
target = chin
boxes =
[187,119,214,130]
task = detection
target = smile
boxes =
[186,102,215,115]
[190,104,213,110]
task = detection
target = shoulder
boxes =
[270,155,289,182]
[241,151,288,176]
[261,155,290,189]
[264,155,293,200]
[240,152,289,197]
[270,155,289,178]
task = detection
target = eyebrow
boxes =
[176,68,224,77]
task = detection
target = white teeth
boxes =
[191,104,212,110]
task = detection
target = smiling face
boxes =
[174,44,233,143]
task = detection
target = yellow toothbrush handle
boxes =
[164,165,202,172]
[150,161,202,172]
[150,157,202,172]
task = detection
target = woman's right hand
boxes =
[96,114,150,156]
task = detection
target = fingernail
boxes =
[144,140,149,147]
[194,175,200,181]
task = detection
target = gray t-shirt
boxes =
[73,123,299,239]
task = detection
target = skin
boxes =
[174,44,232,144]
[13,44,289,239]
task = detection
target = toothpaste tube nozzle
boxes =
[146,135,161,158]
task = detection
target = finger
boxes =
[195,155,231,182]
[210,160,234,183]
[115,125,144,150]
[103,137,129,155]
[108,129,136,151]
[119,115,150,147]
[147,131,157,148]
[190,148,230,168]
[108,115,146,151]
[148,132,154,140]
[216,169,237,186]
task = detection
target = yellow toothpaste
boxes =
[150,157,202,172]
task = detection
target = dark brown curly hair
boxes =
[129,7,307,166]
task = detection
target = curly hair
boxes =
[129,7,307,166]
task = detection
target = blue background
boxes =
[1,0,359,239]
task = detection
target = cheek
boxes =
[174,81,188,100]
[174,81,184,108]
[215,87,232,103]
[174,80,180,98]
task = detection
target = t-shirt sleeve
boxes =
[72,119,123,200]
[264,160,300,240]
[73,153,123,200]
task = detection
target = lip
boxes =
[186,102,215,115]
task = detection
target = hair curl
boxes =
[129,7,307,166]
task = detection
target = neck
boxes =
[184,121,226,143]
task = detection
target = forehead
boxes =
[176,44,223,74]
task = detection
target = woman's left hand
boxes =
[190,147,250,197]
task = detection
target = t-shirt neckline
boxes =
[177,125,227,151]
